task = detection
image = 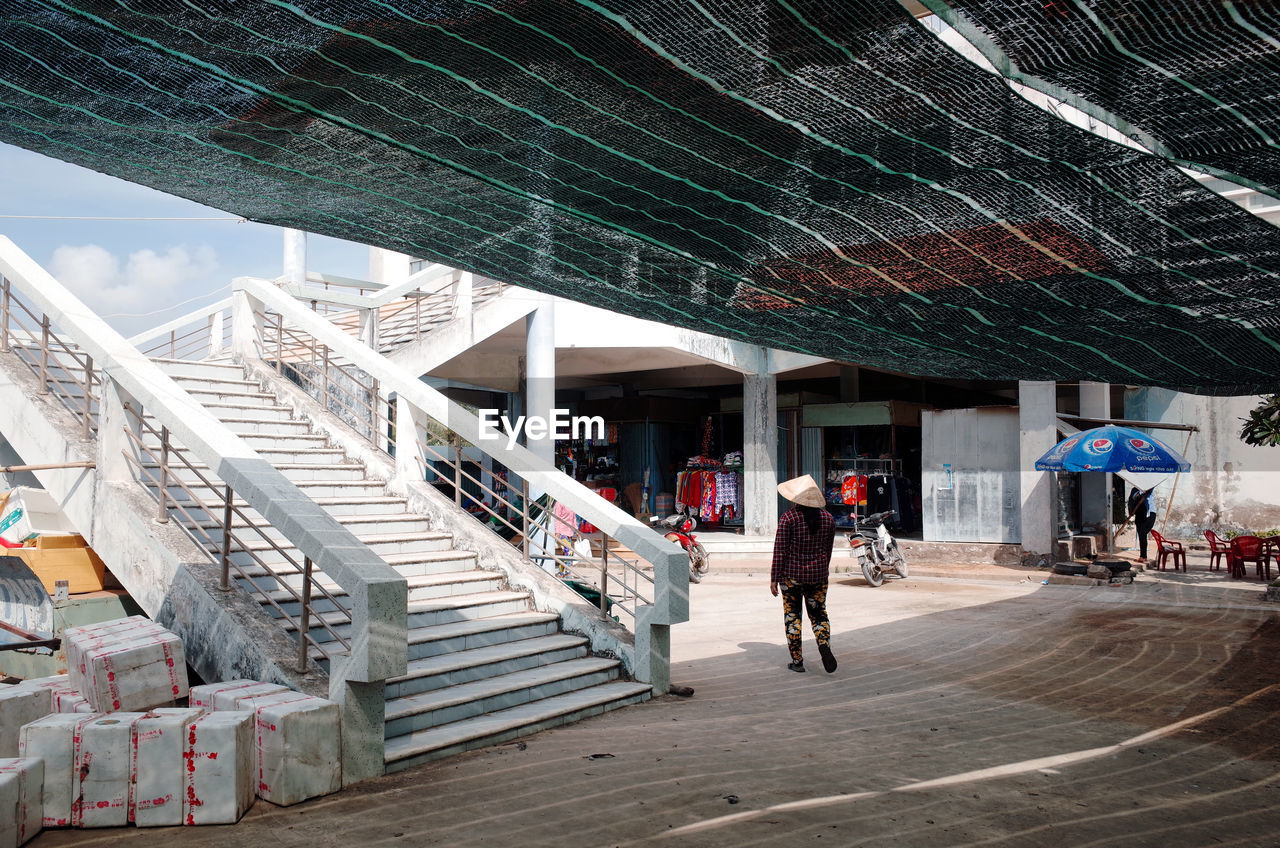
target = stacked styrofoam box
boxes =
[195,679,341,806]
[238,690,341,806]
[18,708,257,828]
[190,679,287,710]
[132,707,203,828]
[0,688,52,757]
[11,676,88,714]
[17,713,93,828]
[185,711,255,825]
[76,713,144,828]
[0,758,43,848]
[65,617,188,711]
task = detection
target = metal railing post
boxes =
[275,313,284,374]
[1,276,10,353]
[169,329,176,359]
[371,377,380,444]
[453,436,463,507]
[82,354,93,440]
[522,477,531,557]
[321,347,330,413]
[156,426,170,524]
[298,556,313,673]
[219,485,233,591]
[39,314,50,393]
[600,536,609,613]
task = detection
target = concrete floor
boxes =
[31,557,1280,847]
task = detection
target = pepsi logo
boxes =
[1083,438,1113,456]
[1128,438,1156,454]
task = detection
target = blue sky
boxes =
[0,142,369,334]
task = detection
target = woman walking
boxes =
[770,475,837,673]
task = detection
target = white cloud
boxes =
[48,243,220,318]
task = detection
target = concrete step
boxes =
[235,530,454,562]
[235,549,477,587]
[385,632,589,699]
[150,357,247,379]
[382,657,620,738]
[178,387,280,405]
[281,590,534,645]
[216,511,433,541]
[167,374,264,392]
[167,479,389,502]
[144,461,367,483]
[193,401,298,421]
[253,570,501,613]
[169,494,409,518]
[212,416,316,435]
[383,681,652,771]
[405,611,562,661]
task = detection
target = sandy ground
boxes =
[31,559,1280,848]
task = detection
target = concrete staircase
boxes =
[145,357,650,772]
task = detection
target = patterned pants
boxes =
[780,578,831,664]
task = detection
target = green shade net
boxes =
[923,0,1280,201]
[1,0,1279,393]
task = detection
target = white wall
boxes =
[922,407,1021,543]
[1126,388,1280,535]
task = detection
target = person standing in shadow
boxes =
[770,475,838,673]
[1128,485,1158,563]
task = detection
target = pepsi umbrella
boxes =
[1034,426,1190,474]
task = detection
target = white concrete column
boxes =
[1079,381,1110,530]
[393,395,428,489]
[282,229,307,286]
[744,364,778,536]
[525,300,556,470]
[454,270,474,334]
[368,246,412,287]
[1019,380,1058,558]
[98,377,143,484]
[230,285,265,363]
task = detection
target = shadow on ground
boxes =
[31,575,1280,848]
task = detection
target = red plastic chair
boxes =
[1228,535,1266,580]
[1149,530,1186,572]
[1203,530,1232,572]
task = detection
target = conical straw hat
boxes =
[777,474,825,508]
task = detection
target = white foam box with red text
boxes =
[239,690,341,806]
[64,618,188,712]
[0,757,43,848]
[185,711,255,825]
[190,679,287,710]
[0,688,52,758]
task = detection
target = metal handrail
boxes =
[130,297,231,361]
[122,416,352,666]
[256,302,654,620]
[412,434,653,622]
[1,277,99,437]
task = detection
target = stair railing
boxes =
[0,274,100,438]
[128,298,232,361]
[234,275,689,692]
[0,237,406,784]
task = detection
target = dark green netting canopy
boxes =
[1,0,1279,392]
[923,0,1280,201]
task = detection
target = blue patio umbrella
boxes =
[1034,425,1191,474]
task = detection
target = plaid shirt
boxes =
[771,506,836,583]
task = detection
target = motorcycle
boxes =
[847,510,908,587]
[651,512,710,583]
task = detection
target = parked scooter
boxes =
[847,510,908,587]
[651,513,710,583]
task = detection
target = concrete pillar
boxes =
[1019,380,1058,558]
[1079,381,1110,530]
[97,377,143,484]
[231,286,266,363]
[368,247,411,287]
[282,229,307,286]
[524,300,555,470]
[744,365,778,536]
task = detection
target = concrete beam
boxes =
[1079,382,1110,530]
